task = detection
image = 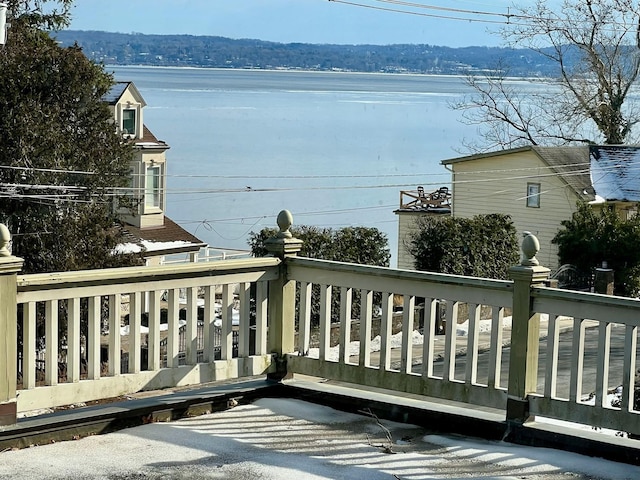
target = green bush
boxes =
[248,225,391,266]
[407,213,519,279]
[553,202,640,296]
[248,225,391,325]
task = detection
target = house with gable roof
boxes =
[105,81,206,265]
[429,145,640,272]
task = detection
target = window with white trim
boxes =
[526,182,541,208]
[145,165,161,209]
[122,109,136,135]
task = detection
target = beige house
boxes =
[105,82,206,265]
[436,145,640,272]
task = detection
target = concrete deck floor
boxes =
[0,377,638,479]
[1,391,638,480]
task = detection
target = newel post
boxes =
[265,210,303,380]
[506,231,550,424]
[0,224,24,426]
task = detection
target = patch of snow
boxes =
[120,319,186,336]
[113,242,142,254]
[308,329,424,361]
[425,433,636,479]
[140,240,194,252]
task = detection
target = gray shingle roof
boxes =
[103,81,131,104]
[590,145,640,202]
[532,146,594,202]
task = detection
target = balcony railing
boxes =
[0,212,638,439]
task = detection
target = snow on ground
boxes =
[0,399,636,479]
[307,313,515,361]
[307,329,425,361]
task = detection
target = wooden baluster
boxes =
[221,284,234,360]
[67,297,81,383]
[108,294,121,376]
[319,284,331,361]
[129,292,142,373]
[298,281,312,356]
[45,300,58,386]
[465,303,480,384]
[379,292,393,371]
[87,296,101,380]
[569,317,586,403]
[254,281,268,356]
[202,285,216,362]
[487,306,504,389]
[621,324,638,412]
[339,287,353,365]
[595,321,612,408]
[422,298,437,379]
[167,288,180,368]
[22,302,36,389]
[544,314,560,398]
[401,294,415,374]
[186,286,198,364]
[359,289,373,368]
[148,291,161,371]
[238,282,251,358]
[443,300,458,382]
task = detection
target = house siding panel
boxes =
[449,151,581,271]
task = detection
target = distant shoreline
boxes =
[106,64,546,84]
[58,30,560,78]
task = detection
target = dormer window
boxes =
[123,109,136,136]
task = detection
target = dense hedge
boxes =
[407,213,519,280]
[553,202,640,296]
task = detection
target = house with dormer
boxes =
[105,82,206,265]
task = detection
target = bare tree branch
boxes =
[456,0,640,152]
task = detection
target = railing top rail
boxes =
[532,284,640,324]
[17,257,281,293]
[287,257,512,303]
[533,284,640,308]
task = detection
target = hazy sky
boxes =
[68,0,521,47]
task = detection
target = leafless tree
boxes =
[454,0,640,152]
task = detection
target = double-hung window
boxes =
[145,165,161,209]
[122,109,136,135]
[526,183,541,208]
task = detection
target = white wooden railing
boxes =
[286,257,513,410]
[14,258,279,412]
[528,287,640,434]
[0,213,639,438]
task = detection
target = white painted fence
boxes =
[1,214,638,438]
[14,258,279,412]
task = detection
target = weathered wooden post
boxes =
[265,210,302,380]
[506,231,550,424]
[594,262,614,295]
[0,224,24,425]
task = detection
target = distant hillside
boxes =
[55,30,558,77]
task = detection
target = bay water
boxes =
[110,66,483,266]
